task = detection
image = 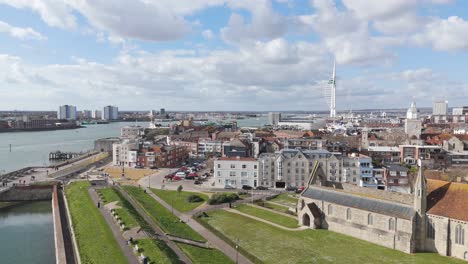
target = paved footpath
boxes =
[145,188,253,264]
[88,187,139,264]
[224,208,307,232]
[115,185,192,264]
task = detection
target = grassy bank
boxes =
[97,187,179,263]
[65,181,127,264]
[151,188,208,212]
[199,210,465,264]
[176,243,234,264]
[234,204,298,228]
[123,186,206,242]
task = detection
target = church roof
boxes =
[427,179,468,222]
[302,186,414,220]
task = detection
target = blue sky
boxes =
[0,0,468,111]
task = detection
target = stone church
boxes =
[297,162,468,261]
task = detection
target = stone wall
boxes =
[449,219,468,261]
[0,185,53,201]
[299,197,414,253]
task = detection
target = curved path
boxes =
[88,187,139,264]
[145,188,253,264]
[224,208,308,232]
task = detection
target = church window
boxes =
[368,214,373,225]
[346,208,351,220]
[328,204,333,216]
[427,219,435,240]
[455,224,465,245]
[388,218,395,231]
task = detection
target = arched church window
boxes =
[389,218,395,231]
[328,204,333,215]
[455,224,465,245]
[368,213,373,225]
[346,208,351,220]
[427,219,435,239]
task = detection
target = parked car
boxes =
[164,174,174,180]
[255,186,269,190]
[194,180,203,185]
[286,186,297,192]
[134,165,144,169]
[172,176,182,181]
[150,166,158,169]
[180,166,189,171]
[224,185,235,189]
[242,185,253,190]
[175,171,186,178]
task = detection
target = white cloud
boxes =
[0,20,46,40]
[411,16,468,51]
[202,29,214,40]
[0,0,76,29]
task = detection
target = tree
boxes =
[177,185,183,196]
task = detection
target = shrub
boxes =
[187,195,204,203]
[208,193,240,205]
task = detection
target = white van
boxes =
[175,171,186,178]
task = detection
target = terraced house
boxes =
[298,162,468,261]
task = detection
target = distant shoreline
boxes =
[0,126,84,133]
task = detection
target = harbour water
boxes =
[0,201,55,264]
[0,117,267,173]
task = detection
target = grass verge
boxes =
[198,210,465,264]
[150,188,208,213]
[234,204,298,228]
[123,186,206,242]
[176,242,234,264]
[65,181,127,264]
[135,239,179,264]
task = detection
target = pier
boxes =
[49,151,81,161]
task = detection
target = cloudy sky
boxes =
[0,0,468,111]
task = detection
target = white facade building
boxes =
[197,139,223,157]
[112,140,138,167]
[433,101,448,115]
[92,110,102,119]
[214,157,259,188]
[58,105,77,120]
[268,112,281,126]
[103,105,119,120]
[342,154,377,188]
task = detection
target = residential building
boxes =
[342,154,376,188]
[112,140,139,167]
[433,101,448,115]
[268,112,281,126]
[366,146,400,164]
[214,157,259,188]
[198,139,223,157]
[92,110,102,119]
[160,108,166,115]
[58,105,77,120]
[453,106,468,116]
[258,149,341,189]
[222,139,250,158]
[103,105,119,120]
[82,110,92,119]
[382,164,410,193]
[399,145,446,168]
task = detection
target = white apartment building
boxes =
[268,112,281,126]
[103,105,119,120]
[58,105,77,120]
[214,157,259,188]
[113,140,138,167]
[198,139,223,157]
[341,154,378,188]
[433,101,448,115]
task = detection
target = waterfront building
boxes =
[121,125,144,139]
[298,163,468,261]
[433,101,448,115]
[214,157,259,188]
[58,105,77,120]
[268,112,281,126]
[92,110,102,119]
[82,110,92,119]
[112,140,138,167]
[103,105,119,120]
[160,108,166,115]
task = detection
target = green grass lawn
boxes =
[234,204,298,228]
[199,210,465,264]
[65,181,127,264]
[268,193,298,207]
[150,188,208,213]
[123,186,206,242]
[176,242,234,264]
[97,187,181,262]
[256,200,295,215]
[135,239,179,264]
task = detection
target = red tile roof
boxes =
[427,179,468,222]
